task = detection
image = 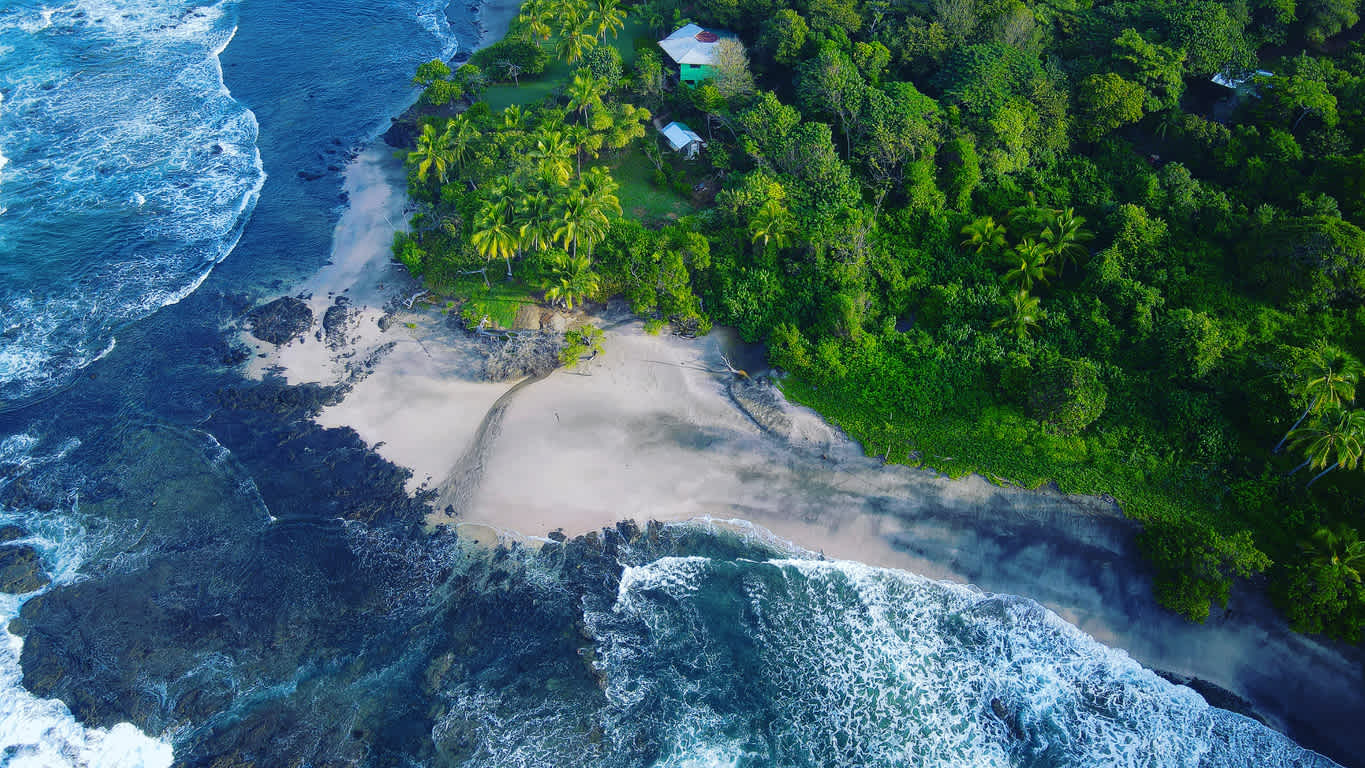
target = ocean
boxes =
[0,0,1353,765]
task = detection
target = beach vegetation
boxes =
[394,0,1365,637]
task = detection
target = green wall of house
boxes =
[680,63,714,84]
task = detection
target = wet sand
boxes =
[241,142,1365,767]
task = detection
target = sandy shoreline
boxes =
[237,59,1365,768]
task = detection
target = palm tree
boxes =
[1287,406,1365,486]
[516,189,556,254]
[407,123,450,185]
[992,290,1042,340]
[471,203,521,278]
[516,0,554,39]
[586,0,626,40]
[439,113,478,176]
[566,69,608,124]
[544,251,600,309]
[1303,525,1365,583]
[1003,238,1056,292]
[528,129,574,187]
[555,187,608,260]
[1275,344,1364,453]
[1038,207,1093,276]
[581,166,622,219]
[749,199,794,250]
[959,216,1007,256]
[555,29,597,65]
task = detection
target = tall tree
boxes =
[749,199,795,250]
[407,123,450,185]
[960,216,1007,256]
[1288,406,1365,485]
[712,39,756,104]
[471,203,521,278]
[1276,344,1363,453]
[528,129,574,187]
[1038,208,1094,276]
[566,69,608,123]
[586,0,625,41]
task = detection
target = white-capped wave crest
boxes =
[0,0,265,406]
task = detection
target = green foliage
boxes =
[583,43,623,86]
[1077,73,1146,142]
[1140,521,1271,622]
[470,36,552,82]
[1027,357,1108,434]
[560,324,605,367]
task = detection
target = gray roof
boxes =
[657,23,731,66]
[660,121,704,151]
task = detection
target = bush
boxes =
[583,44,623,87]
[1027,357,1107,434]
[561,325,605,368]
[469,37,550,82]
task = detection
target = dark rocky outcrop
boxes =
[322,296,352,347]
[0,524,26,543]
[246,296,313,345]
[1153,669,1267,725]
[0,544,49,594]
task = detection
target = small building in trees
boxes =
[657,23,734,86]
[660,121,705,158]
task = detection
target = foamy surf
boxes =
[594,555,1337,768]
[0,433,173,767]
[0,0,265,407]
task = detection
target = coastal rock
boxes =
[1152,669,1267,725]
[0,544,50,594]
[322,297,352,347]
[246,297,314,346]
[0,524,27,543]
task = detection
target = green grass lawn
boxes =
[603,145,697,226]
[446,273,538,329]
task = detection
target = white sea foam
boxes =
[0,0,265,405]
[599,555,1337,768]
[0,432,174,767]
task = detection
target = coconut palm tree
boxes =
[471,202,521,278]
[1275,344,1364,453]
[586,0,626,41]
[960,216,1007,256]
[528,129,574,187]
[516,0,555,39]
[1287,406,1365,486]
[544,251,600,309]
[439,113,478,176]
[749,199,795,251]
[516,189,556,254]
[407,123,450,185]
[555,28,597,65]
[1004,238,1056,292]
[555,187,609,260]
[581,166,622,219]
[992,290,1043,340]
[1303,525,1365,583]
[566,69,608,124]
[1038,207,1093,276]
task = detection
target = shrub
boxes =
[1027,357,1107,434]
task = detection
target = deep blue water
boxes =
[0,0,1354,765]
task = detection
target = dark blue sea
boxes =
[0,0,1353,765]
